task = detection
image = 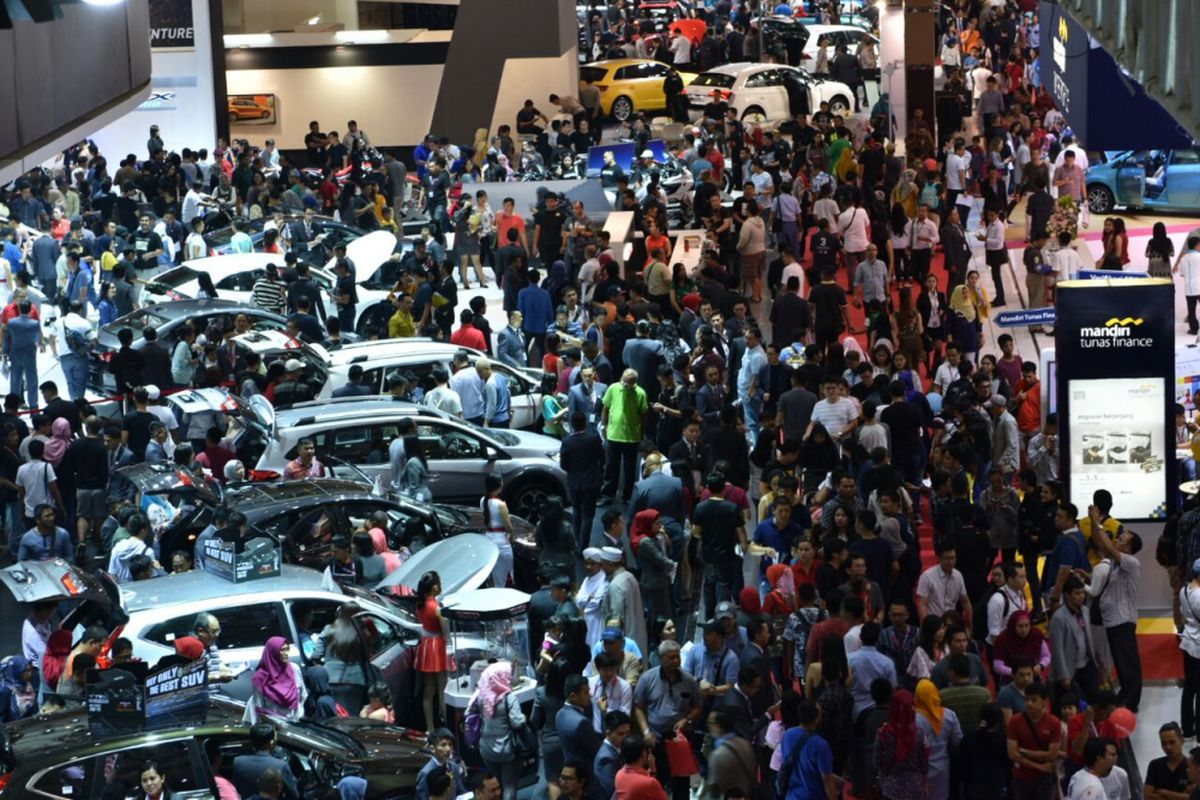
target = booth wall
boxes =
[490,51,581,140]
[92,0,219,163]
[225,63,445,149]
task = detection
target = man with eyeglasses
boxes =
[192,612,236,687]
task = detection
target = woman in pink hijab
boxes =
[43,418,72,468]
[244,636,307,723]
[368,527,402,575]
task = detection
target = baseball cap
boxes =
[144,385,161,401]
[714,601,736,620]
[601,627,625,642]
[284,358,305,372]
[640,149,655,159]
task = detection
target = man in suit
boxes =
[694,365,726,425]
[592,710,631,800]
[626,453,687,563]
[289,207,323,253]
[740,617,777,800]
[567,367,605,433]
[667,417,705,493]
[233,723,299,800]
[560,413,605,550]
[556,674,602,765]
[139,327,173,391]
[721,666,770,745]
[286,262,327,321]
[496,310,527,369]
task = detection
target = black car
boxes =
[121,466,539,591]
[206,214,366,266]
[87,299,289,395]
[0,697,429,799]
[755,15,812,65]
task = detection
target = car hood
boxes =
[484,426,565,458]
[375,533,498,593]
[118,460,222,502]
[323,230,397,277]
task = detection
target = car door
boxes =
[317,420,403,481]
[351,608,418,726]
[639,61,671,108]
[29,738,213,799]
[254,504,340,566]
[1165,148,1200,208]
[1114,152,1148,207]
[414,419,496,502]
[490,362,536,429]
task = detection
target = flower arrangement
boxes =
[1046,195,1080,241]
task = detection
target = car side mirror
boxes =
[485,445,500,461]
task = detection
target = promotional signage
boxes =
[1038,2,1192,149]
[1077,269,1150,281]
[202,531,282,584]
[1055,279,1176,519]
[87,659,208,734]
[994,308,1057,328]
[149,0,195,50]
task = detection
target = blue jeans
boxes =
[5,500,22,558]
[9,353,38,409]
[742,394,763,446]
[60,353,89,400]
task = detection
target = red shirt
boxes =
[1,303,40,325]
[450,324,488,352]
[496,211,526,249]
[1013,378,1041,433]
[614,766,668,800]
[805,617,850,663]
[791,557,823,589]
[1008,710,1062,779]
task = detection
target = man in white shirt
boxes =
[1177,235,1200,335]
[1053,232,1086,282]
[670,31,692,66]
[932,342,963,394]
[838,201,871,287]
[1067,738,1118,800]
[916,544,972,621]
[807,380,859,444]
[945,139,968,209]
[976,208,1009,306]
[1052,135,1090,172]
[261,138,281,174]
[986,562,1028,645]
[184,218,207,262]
[909,204,940,283]
[181,183,205,225]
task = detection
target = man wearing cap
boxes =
[578,548,610,647]
[601,544,648,657]
[714,601,751,658]
[272,359,316,407]
[988,394,1020,480]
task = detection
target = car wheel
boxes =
[742,105,768,124]
[612,95,634,121]
[355,301,393,336]
[828,95,851,115]
[1087,184,1115,215]
[507,479,562,523]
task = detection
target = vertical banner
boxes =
[1055,279,1176,520]
[149,0,195,50]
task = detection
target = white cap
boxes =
[144,385,161,400]
[640,149,655,159]
[583,547,604,562]
[284,358,305,372]
[599,546,623,563]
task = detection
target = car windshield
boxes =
[143,266,202,291]
[691,73,736,88]
[459,419,519,446]
[117,308,171,333]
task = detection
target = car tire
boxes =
[742,105,768,123]
[612,95,634,122]
[1087,184,1115,215]
[506,478,564,523]
[355,301,394,336]
[828,95,851,115]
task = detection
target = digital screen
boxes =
[1068,377,1166,519]
[585,140,667,178]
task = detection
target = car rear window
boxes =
[580,66,609,83]
[691,73,736,88]
[144,266,201,289]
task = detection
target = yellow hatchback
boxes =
[581,58,697,121]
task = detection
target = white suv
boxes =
[685,62,854,123]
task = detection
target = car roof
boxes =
[806,23,867,33]
[175,253,285,274]
[325,339,481,366]
[272,397,432,427]
[120,564,326,612]
[584,58,659,69]
[7,697,247,758]
[115,298,278,323]
[699,62,772,76]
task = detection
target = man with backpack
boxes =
[777,700,836,800]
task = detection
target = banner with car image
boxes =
[1055,278,1176,519]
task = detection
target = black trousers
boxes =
[1187,295,1199,333]
[911,249,933,283]
[601,440,639,501]
[1183,651,1200,736]
[570,485,598,552]
[1106,622,1142,711]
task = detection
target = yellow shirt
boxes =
[389,309,416,338]
[100,251,120,275]
[1078,514,1123,567]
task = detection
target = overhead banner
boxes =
[149,0,195,50]
[1038,2,1193,150]
[1055,279,1176,520]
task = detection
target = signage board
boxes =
[1055,279,1176,519]
[149,0,195,50]
[994,308,1057,328]
[1077,269,1150,281]
[202,531,282,583]
[87,658,208,735]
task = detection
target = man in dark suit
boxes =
[667,417,705,493]
[625,453,687,562]
[139,327,173,391]
[592,710,631,800]
[721,666,769,744]
[233,723,299,800]
[289,207,323,253]
[740,617,777,800]
[567,368,606,433]
[694,365,726,426]
[286,262,327,321]
[38,381,81,434]
[556,674,602,766]
[527,563,560,664]
[560,412,605,550]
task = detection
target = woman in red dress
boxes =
[416,570,450,732]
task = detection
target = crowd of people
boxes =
[1,0,1197,798]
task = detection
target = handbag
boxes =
[664,732,700,776]
[507,695,537,757]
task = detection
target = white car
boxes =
[802,24,878,71]
[140,230,402,334]
[685,62,854,123]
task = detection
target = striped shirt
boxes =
[1095,555,1140,627]
[251,277,286,314]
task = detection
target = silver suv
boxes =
[237,395,567,519]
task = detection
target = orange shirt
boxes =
[1013,378,1042,433]
[615,766,668,800]
[496,211,526,248]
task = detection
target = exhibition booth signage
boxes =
[1038,2,1193,150]
[1054,278,1176,520]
